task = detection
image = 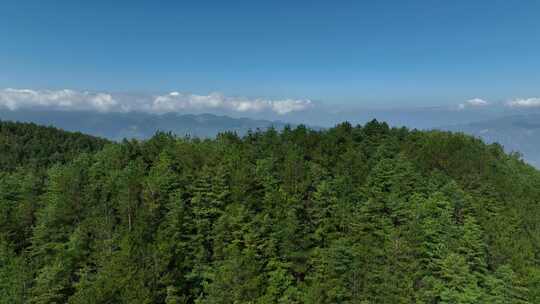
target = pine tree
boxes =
[437,253,483,304]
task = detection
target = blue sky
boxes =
[1,0,540,108]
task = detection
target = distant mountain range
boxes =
[0,110,294,140]
[441,114,540,167]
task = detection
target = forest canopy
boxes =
[1,119,539,303]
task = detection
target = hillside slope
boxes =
[0,120,109,171]
[1,120,539,303]
[441,113,540,167]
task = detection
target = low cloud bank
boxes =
[0,89,119,112]
[457,97,540,109]
[0,88,313,115]
[152,92,312,115]
[458,98,490,110]
[506,98,540,108]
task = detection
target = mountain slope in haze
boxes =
[441,114,540,167]
[0,110,293,140]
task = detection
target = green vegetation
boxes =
[1,120,539,303]
[0,120,109,172]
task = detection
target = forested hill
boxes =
[1,120,540,303]
[0,120,109,171]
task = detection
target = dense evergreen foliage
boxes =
[0,120,109,172]
[1,120,539,303]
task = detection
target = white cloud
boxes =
[0,88,118,112]
[466,98,489,106]
[458,98,490,110]
[506,98,540,108]
[271,99,313,114]
[0,88,312,115]
[150,92,312,114]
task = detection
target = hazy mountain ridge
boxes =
[0,110,295,140]
[440,114,540,167]
[2,109,539,168]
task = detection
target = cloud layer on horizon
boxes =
[506,98,540,108]
[457,97,540,110]
[458,98,490,110]
[153,91,312,115]
[3,89,540,119]
[0,88,313,115]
